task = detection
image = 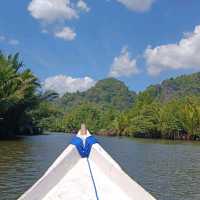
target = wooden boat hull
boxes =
[18,143,156,200]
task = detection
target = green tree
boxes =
[0,52,39,138]
[180,97,200,138]
[131,102,161,138]
[63,103,102,133]
[160,100,183,139]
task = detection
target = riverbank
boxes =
[95,130,200,141]
[1,130,200,141]
[44,130,200,142]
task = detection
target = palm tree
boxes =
[0,52,39,138]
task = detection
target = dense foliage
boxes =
[113,96,200,140]
[0,52,39,138]
[59,78,136,111]
[0,51,200,140]
[54,74,200,140]
[143,72,200,102]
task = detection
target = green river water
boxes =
[0,133,199,200]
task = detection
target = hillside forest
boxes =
[0,52,200,140]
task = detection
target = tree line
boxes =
[0,52,200,140]
[0,52,57,138]
[38,96,200,140]
[34,82,200,141]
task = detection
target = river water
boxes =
[0,133,199,200]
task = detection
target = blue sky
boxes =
[0,0,200,94]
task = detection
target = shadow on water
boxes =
[0,133,199,200]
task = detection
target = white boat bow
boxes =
[18,138,156,200]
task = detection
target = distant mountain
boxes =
[58,72,200,111]
[59,78,136,111]
[140,72,200,102]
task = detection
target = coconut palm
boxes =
[0,52,39,138]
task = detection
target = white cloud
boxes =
[8,39,20,45]
[109,47,139,78]
[43,75,96,95]
[77,0,90,12]
[28,0,90,41]
[41,29,48,34]
[55,27,76,41]
[145,25,200,76]
[0,35,19,45]
[0,35,6,41]
[116,0,155,12]
[28,0,78,22]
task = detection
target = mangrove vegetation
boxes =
[0,52,200,140]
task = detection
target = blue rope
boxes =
[87,158,100,200]
[71,135,99,199]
